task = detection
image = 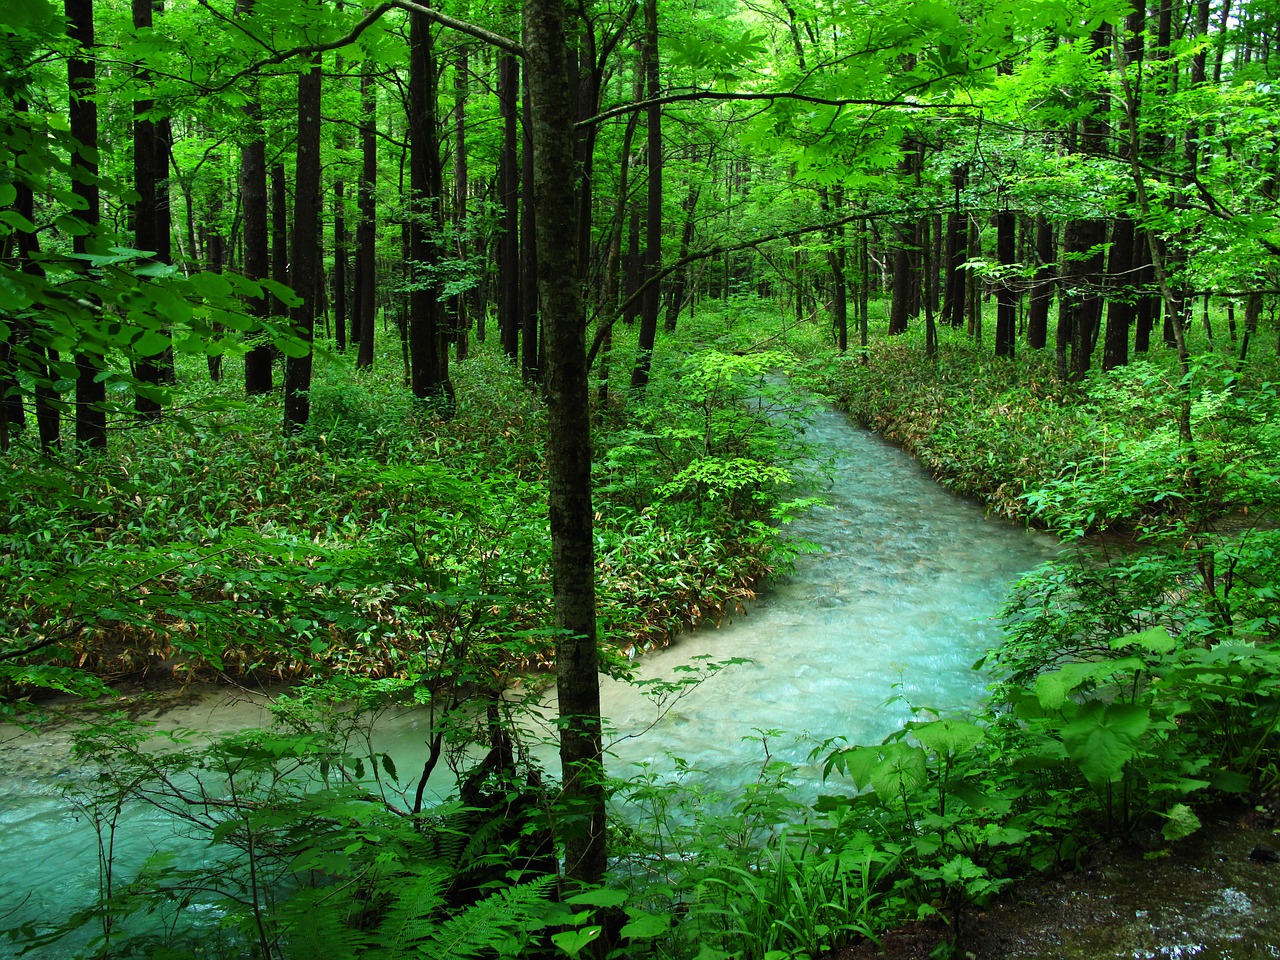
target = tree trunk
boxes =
[524,0,606,895]
[240,0,272,394]
[1103,214,1136,370]
[629,0,662,395]
[283,52,321,431]
[497,53,520,361]
[271,161,289,319]
[453,41,470,362]
[407,6,453,411]
[995,208,1017,358]
[1027,214,1054,349]
[521,64,540,382]
[355,71,377,368]
[132,0,164,418]
[66,0,107,450]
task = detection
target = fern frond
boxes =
[371,865,451,960]
[278,886,371,960]
[423,874,558,959]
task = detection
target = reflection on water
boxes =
[536,401,1058,789]
[0,400,1057,955]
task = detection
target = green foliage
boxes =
[45,696,564,960]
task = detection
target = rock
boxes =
[1247,845,1278,863]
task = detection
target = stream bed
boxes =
[3,399,1277,957]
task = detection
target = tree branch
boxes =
[586,204,937,367]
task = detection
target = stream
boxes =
[7,400,1274,957]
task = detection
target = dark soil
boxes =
[826,805,1280,960]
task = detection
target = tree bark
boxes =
[240,0,273,394]
[355,71,377,368]
[994,208,1016,358]
[1026,214,1054,349]
[66,0,107,450]
[132,0,165,417]
[524,0,606,893]
[497,53,520,361]
[283,52,322,431]
[629,0,662,394]
[407,6,453,411]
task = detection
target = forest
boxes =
[2,0,1280,956]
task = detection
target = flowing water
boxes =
[16,397,1223,957]
[538,400,1059,792]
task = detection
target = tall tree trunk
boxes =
[822,187,848,352]
[12,136,56,450]
[453,41,470,362]
[521,65,540,382]
[629,0,662,394]
[283,52,322,431]
[67,0,106,450]
[497,53,520,360]
[355,71,377,368]
[941,166,967,328]
[662,179,698,333]
[994,208,1017,358]
[1103,214,1136,370]
[407,7,453,411]
[1027,214,1054,349]
[524,0,606,894]
[132,0,164,418]
[271,161,289,319]
[596,108,640,405]
[239,0,272,394]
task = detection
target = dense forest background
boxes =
[4,0,1280,957]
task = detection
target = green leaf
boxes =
[1112,626,1175,653]
[1160,803,1201,841]
[1061,700,1150,786]
[564,888,627,908]
[911,718,984,756]
[618,909,669,941]
[551,926,601,957]
[870,743,928,802]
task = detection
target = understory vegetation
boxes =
[6,304,1280,960]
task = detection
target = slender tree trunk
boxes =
[283,51,322,431]
[1027,214,1054,349]
[132,0,164,418]
[271,161,289,319]
[497,53,520,360]
[662,179,698,333]
[941,166,966,328]
[453,41,470,362]
[1103,214,1136,370]
[355,71,377,368]
[407,6,453,411]
[596,108,640,405]
[995,207,1017,358]
[67,0,106,450]
[240,0,272,394]
[524,0,606,895]
[629,0,662,394]
[521,64,540,382]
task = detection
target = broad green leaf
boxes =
[1061,700,1150,786]
[551,927,601,957]
[911,718,984,756]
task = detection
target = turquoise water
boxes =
[0,400,1057,955]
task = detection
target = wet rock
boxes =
[1247,844,1278,863]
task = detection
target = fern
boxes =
[278,886,372,960]
[421,874,558,959]
[368,865,451,960]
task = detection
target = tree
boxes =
[283,50,322,431]
[238,0,273,395]
[406,6,453,412]
[66,0,106,450]
[524,0,606,892]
